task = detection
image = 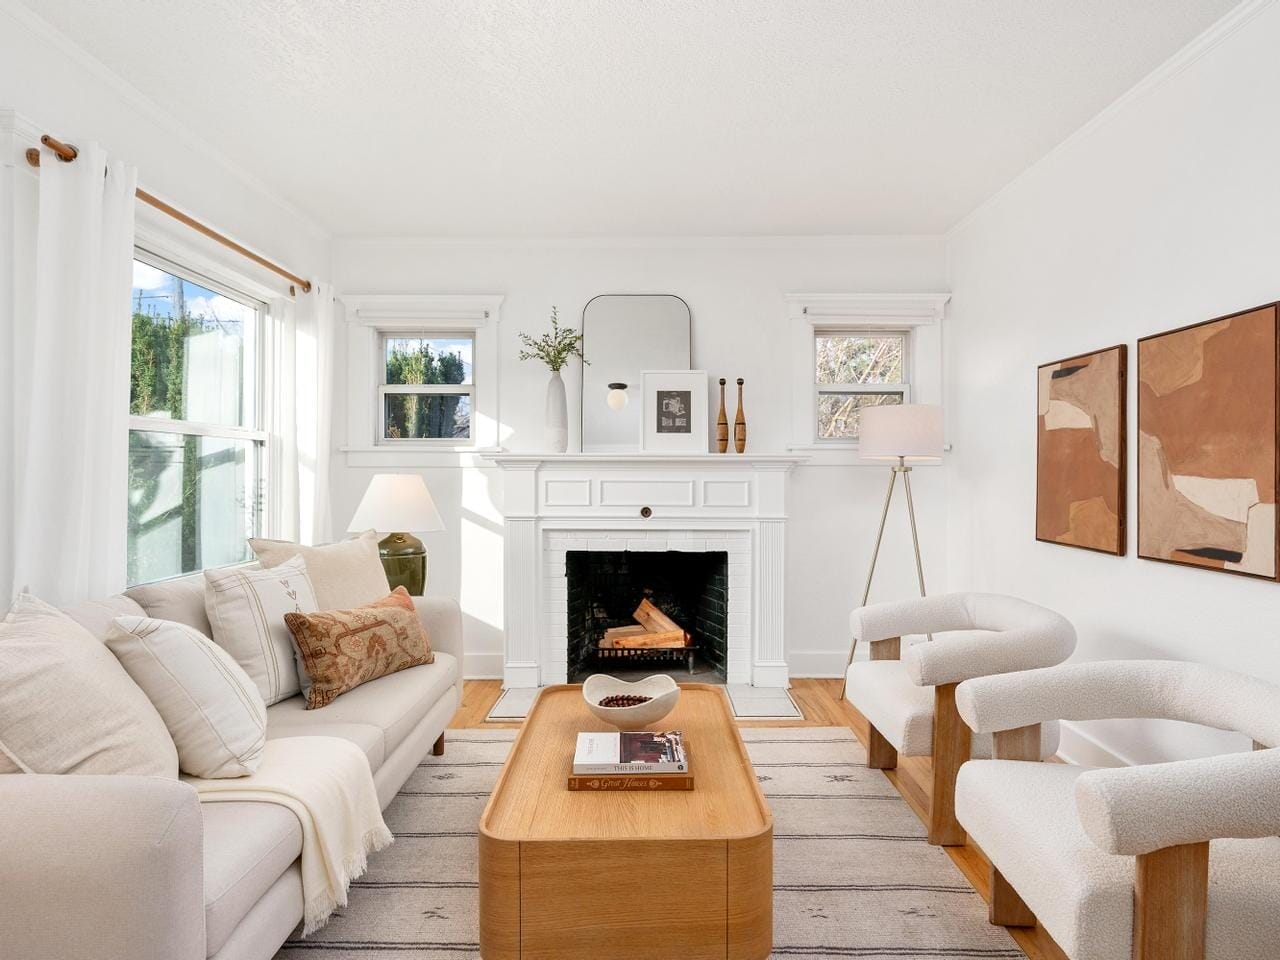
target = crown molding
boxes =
[333,234,947,250]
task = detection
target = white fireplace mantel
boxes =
[485,453,806,689]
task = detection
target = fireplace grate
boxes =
[594,643,698,674]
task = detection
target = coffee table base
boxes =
[479,829,772,960]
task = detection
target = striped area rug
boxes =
[276,727,1021,959]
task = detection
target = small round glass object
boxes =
[606,382,629,411]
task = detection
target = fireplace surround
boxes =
[486,453,805,688]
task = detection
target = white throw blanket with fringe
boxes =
[187,736,393,935]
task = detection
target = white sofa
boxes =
[0,572,465,960]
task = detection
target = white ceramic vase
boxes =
[545,369,569,452]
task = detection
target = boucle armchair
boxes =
[954,660,1280,960]
[843,593,1075,845]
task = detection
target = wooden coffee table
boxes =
[479,683,773,960]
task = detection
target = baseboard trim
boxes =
[786,649,849,679]
[463,652,504,679]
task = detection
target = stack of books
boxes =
[568,730,693,791]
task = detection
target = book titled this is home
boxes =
[572,731,688,776]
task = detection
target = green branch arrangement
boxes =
[517,306,588,373]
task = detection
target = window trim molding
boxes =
[785,293,950,465]
[339,294,504,465]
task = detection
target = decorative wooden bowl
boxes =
[582,674,680,730]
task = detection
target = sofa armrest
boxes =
[415,596,465,706]
[0,774,205,960]
[1076,749,1280,855]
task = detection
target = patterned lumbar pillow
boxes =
[204,556,318,705]
[249,531,391,611]
[0,592,178,777]
[106,616,267,778]
[284,587,434,709]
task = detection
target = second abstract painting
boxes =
[1037,345,1127,554]
[1137,305,1279,580]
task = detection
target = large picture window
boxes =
[379,332,474,441]
[813,330,910,441]
[127,255,267,585]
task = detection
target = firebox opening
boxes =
[566,550,729,684]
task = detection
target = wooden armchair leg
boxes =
[1132,841,1208,960]
[432,733,446,756]
[860,636,901,769]
[928,682,970,846]
[989,865,1036,927]
[867,724,898,770]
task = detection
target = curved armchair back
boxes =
[957,659,1280,747]
[848,593,1076,687]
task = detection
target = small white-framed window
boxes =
[127,252,268,585]
[813,329,910,441]
[377,332,475,442]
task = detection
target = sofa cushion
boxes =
[845,658,1059,758]
[250,531,391,610]
[204,558,319,706]
[201,801,303,958]
[266,654,458,761]
[126,573,214,638]
[956,759,1280,960]
[107,617,267,778]
[0,593,178,777]
[60,594,146,641]
[264,717,386,772]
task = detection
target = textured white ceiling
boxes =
[19,0,1240,236]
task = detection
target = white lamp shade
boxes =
[348,474,445,533]
[859,404,944,461]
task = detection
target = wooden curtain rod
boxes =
[25,134,312,296]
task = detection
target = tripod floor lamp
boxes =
[858,403,945,608]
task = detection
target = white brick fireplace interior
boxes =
[488,454,804,688]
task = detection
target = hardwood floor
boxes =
[450,677,1069,960]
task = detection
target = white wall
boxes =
[946,2,1280,766]
[331,237,949,679]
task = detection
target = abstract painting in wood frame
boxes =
[1137,303,1279,579]
[1036,345,1127,555]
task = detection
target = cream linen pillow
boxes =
[107,616,267,778]
[204,556,319,705]
[0,593,178,777]
[249,531,391,610]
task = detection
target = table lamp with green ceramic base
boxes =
[348,474,444,597]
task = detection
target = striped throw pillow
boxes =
[107,616,267,778]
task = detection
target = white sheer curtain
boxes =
[277,281,335,545]
[10,142,136,603]
[0,128,21,602]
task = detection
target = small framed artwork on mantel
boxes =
[640,370,709,453]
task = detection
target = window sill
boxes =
[340,445,502,468]
[786,443,950,466]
